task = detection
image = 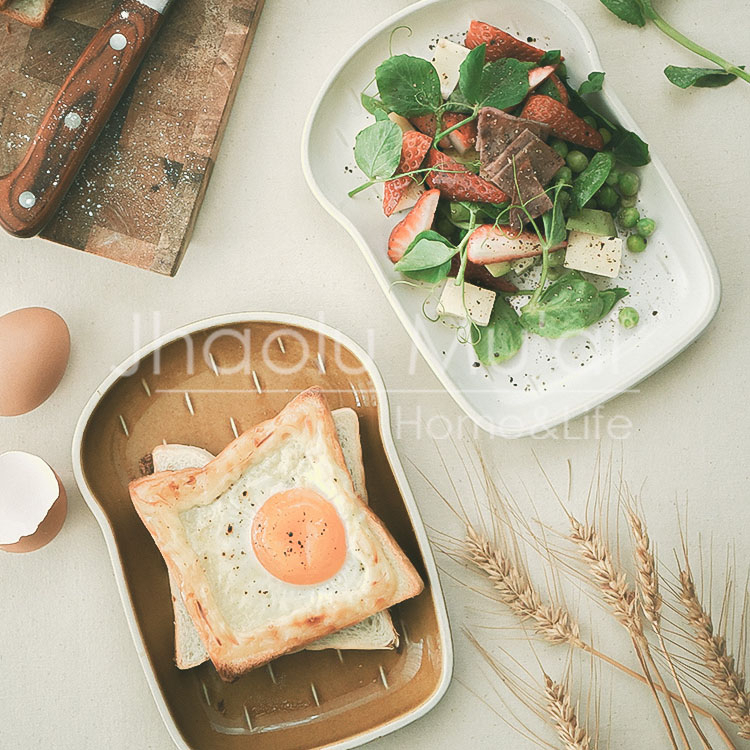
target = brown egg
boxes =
[0,451,67,553]
[0,307,70,416]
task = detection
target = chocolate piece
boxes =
[477,107,552,173]
[485,130,565,189]
[507,156,553,232]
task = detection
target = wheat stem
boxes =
[544,675,593,750]
[567,517,680,750]
[629,510,714,750]
[680,567,750,739]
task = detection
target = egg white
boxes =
[178,432,378,634]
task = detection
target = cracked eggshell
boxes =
[0,307,70,417]
[0,452,67,553]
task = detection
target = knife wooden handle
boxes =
[0,0,165,238]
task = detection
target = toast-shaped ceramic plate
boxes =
[302,0,720,437]
[72,313,452,750]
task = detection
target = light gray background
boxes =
[1,0,748,747]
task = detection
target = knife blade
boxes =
[0,0,175,238]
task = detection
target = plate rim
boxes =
[71,311,454,750]
[300,0,722,438]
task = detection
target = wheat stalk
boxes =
[567,515,684,749]
[544,675,593,750]
[465,525,582,647]
[680,567,750,739]
[628,509,713,750]
[568,517,643,635]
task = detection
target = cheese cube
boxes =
[511,256,536,276]
[563,230,622,278]
[432,39,470,100]
[438,281,496,327]
[388,112,414,134]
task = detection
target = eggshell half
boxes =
[0,307,70,417]
[0,452,68,553]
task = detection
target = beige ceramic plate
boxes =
[72,312,452,750]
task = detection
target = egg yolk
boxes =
[251,488,347,585]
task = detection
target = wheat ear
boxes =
[465,525,582,646]
[568,516,681,750]
[679,567,750,739]
[462,525,735,749]
[628,509,713,750]
[544,675,593,750]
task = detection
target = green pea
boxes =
[584,196,598,210]
[599,127,612,145]
[597,185,619,210]
[605,168,621,187]
[618,171,640,197]
[619,307,639,329]
[583,115,597,128]
[618,206,640,228]
[551,139,569,158]
[619,194,638,208]
[627,233,647,253]
[558,189,571,213]
[566,150,589,173]
[555,165,573,185]
[636,217,656,237]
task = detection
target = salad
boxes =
[350,19,656,365]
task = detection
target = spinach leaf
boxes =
[598,287,629,319]
[564,84,650,166]
[394,231,457,281]
[535,77,564,102]
[599,0,645,27]
[578,71,605,95]
[459,44,486,104]
[353,119,403,180]
[479,58,532,110]
[520,271,608,338]
[571,152,615,211]
[376,54,442,117]
[473,296,524,365]
[664,65,737,89]
[538,50,562,66]
[361,92,389,115]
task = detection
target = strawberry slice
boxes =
[426,149,508,204]
[410,114,451,148]
[465,20,547,63]
[387,188,441,263]
[521,95,604,150]
[528,65,557,90]
[383,131,432,217]
[467,224,566,265]
[442,112,477,154]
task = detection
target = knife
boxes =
[0,0,173,238]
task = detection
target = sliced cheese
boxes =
[438,280,496,327]
[432,39,470,100]
[388,112,414,133]
[563,230,622,278]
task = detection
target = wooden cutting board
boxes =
[0,0,264,275]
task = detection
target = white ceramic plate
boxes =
[302,0,720,437]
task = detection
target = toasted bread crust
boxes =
[1,0,56,28]
[129,387,423,681]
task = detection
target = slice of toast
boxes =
[150,407,399,670]
[1,0,56,28]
